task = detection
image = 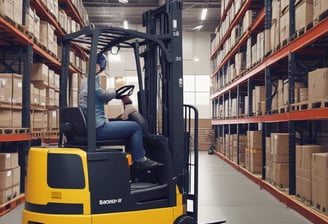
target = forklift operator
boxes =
[78,53,158,169]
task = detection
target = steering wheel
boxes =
[115,85,135,99]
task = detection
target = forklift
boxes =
[22,1,225,223]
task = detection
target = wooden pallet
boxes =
[291,101,309,111]
[271,180,289,192]
[313,9,328,26]
[277,106,289,114]
[308,99,328,109]
[296,194,313,207]
[313,202,328,216]
[0,194,25,217]
[0,128,29,134]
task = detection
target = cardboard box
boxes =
[273,162,289,187]
[0,169,12,190]
[0,73,13,103]
[278,79,284,108]
[312,153,328,211]
[312,153,328,179]
[12,166,20,186]
[312,178,328,211]
[0,0,14,21]
[313,0,328,19]
[283,80,305,105]
[280,7,290,44]
[272,0,281,21]
[296,145,328,177]
[296,175,311,200]
[247,131,262,149]
[40,20,55,49]
[0,187,12,204]
[295,0,313,31]
[12,74,22,104]
[13,0,22,24]
[308,67,328,101]
[31,63,49,86]
[0,153,12,170]
[0,109,12,127]
[271,133,289,154]
[46,88,55,106]
[30,84,39,105]
[300,88,308,102]
[31,111,47,129]
[12,111,22,128]
[48,109,59,129]
[280,0,290,12]
[296,145,328,200]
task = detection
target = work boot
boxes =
[133,157,159,169]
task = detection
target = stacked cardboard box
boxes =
[265,137,272,182]
[271,0,281,51]
[246,131,262,174]
[271,133,289,187]
[225,134,231,158]
[0,153,20,204]
[295,0,313,32]
[216,137,224,154]
[308,67,328,101]
[283,79,305,105]
[231,134,246,164]
[0,74,22,128]
[47,109,59,130]
[31,111,47,129]
[280,4,290,44]
[40,20,57,56]
[312,153,328,215]
[25,8,41,41]
[252,86,265,115]
[0,73,22,105]
[70,73,80,107]
[0,0,14,22]
[296,145,328,202]
[313,0,328,20]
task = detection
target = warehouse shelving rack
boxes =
[210,0,328,223]
[0,0,86,216]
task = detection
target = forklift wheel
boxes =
[174,215,195,224]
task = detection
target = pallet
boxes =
[0,128,29,134]
[313,9,328,26]
[270,180,289,192]
[313,202,328,216]
[0,194,25,217]
[278,106,289,114]
[296,194,313,207]
[308,99,328,109]
[291,101,309,111]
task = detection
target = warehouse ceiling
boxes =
[82,0,221,32]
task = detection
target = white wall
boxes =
[105,31,212,118]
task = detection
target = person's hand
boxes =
[122,96,132,105]
[122,104,137,120]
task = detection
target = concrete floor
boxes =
[0,151,312,224]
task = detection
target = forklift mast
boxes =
[141,0,185,188]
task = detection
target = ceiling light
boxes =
[119,0,128,3]
[201,8,208,20]
[123,20,128,29]
[193,25,204,30]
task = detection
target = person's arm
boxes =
[95,80,116,103]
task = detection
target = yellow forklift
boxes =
[22,1,225,223]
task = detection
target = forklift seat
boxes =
[60,107,127,148]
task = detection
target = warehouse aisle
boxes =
[0,152,312,224]
[197,151,312,224]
